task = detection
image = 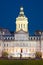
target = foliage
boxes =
[2,51,8,58]
[35,52,42,59]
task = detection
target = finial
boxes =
[19,7,24,16]
[20,7,23,11]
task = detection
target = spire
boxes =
[19,7,24,16]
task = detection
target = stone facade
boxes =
[0,7,43,58]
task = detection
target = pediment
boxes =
[15,29,27,34]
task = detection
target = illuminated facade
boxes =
[0,7,43,58]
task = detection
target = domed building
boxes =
[0,7,43,59]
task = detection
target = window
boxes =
[31,48,34,52]
[16,49,17,52]
[7,44,8,47]
[19,24,20,28]
[4,44,5,47]
[31,37,32,40]
[26,49,28,52]
[10,37,12,40]
[21,49,22,53]
[24,24,25,28]
[34,37,35,40]
[21,24,22,28]
[0,43,1,46]
[7,49,8,51]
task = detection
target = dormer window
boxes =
[3,32,5,35]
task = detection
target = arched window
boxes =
[21,24,22,28]
[19,24,20,28]
[24,24,25,28]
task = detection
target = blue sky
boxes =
[0,0,43,35]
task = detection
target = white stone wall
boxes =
[41,38,43,58]
[0,40,3,57]
[15,33,29,41]
[1,40,37,58]
[0,38,43,58]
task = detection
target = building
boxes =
[0,7,43,58]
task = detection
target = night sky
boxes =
[0,0,43,35]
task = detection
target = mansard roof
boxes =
[0,28,11,35]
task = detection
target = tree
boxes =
[35,52,42,59]
[2,51,8,58]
